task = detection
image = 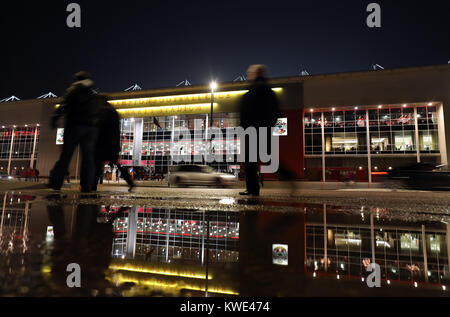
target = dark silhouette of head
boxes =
[73,71,92,82]
[247,65,267,81]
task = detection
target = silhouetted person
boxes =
[35,168,39,182]
[49,71,100,192]
[46,202,115,295]
[238,65,280,196]
[238,209,305,296]
[239,65,297,196]
[93,95,135,192]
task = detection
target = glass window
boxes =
[304,104,440,157]
[400,233,420,253]
[333,111,344,129]
[304,112,322,154]
[331,132,357,152]
[0,126,40,161]
[417,106,439,153]
[355,110,366,128]
[417,107,428,127]
[379,108,390,127]
[371,132,391,152]
[419,130,439,151]
[394,132,415,151]
[401,107,415,129]
[324,112,333,128]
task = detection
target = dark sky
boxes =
[1,0,449,100]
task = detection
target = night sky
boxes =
[1,0,449,100]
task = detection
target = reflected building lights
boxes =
[1,198,449,295]
[306,203,449,290]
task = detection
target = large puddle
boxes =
[0,192,449,297]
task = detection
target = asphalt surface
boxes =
[1,180,449,215]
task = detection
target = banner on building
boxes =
[272,244,289,266]
[273,118,287,136]
[56,128,64,145]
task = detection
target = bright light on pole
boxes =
[210,81,217,92]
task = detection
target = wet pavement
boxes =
[0,183,450,297]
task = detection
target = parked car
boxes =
[168,165,236,188]
[384,163,450,190]
[0,171,13,180]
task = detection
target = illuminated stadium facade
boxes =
[0,63,449,182]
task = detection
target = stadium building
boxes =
[1,64,449,182]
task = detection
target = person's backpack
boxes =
[262,87,282,129]
[96,95,121,162]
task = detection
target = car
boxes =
[168,164,237,188]
[384,163,450,190]
[0,171,13,180]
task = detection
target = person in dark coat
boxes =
[46,203,115,295]
[93,95,135,192]
[239,65,297,196]
[239,65,279,196]
[34,169,40,182]
[49,71,100,192]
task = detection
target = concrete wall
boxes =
[0,98,79,177]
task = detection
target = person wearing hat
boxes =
[49,71,100,192]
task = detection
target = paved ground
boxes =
[2,180,449,215]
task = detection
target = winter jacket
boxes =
[53,79,100,127]
[95,95,121,163]
[239,77,281,130]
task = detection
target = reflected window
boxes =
[400,233,420,252]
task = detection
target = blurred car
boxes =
[384,163,450,190]
[0,171,13,180]
[168,165,236,188]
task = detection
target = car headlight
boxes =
[8,176,12,179]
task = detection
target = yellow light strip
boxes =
[55,87,282,110]
[109,263,213,280]
[110,274,239,296]
[109,90,246,106]
[109,87,283,107]
[116,103,217,118]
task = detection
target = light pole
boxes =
[209,82,217,162]
[210,81,217,127]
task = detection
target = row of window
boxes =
[305,106,439,155]
[110,208,239,261]
[0,127,40,159]
[305,131,439,154]
[305,106,438,129]
[119,115,242,173]
[306,226,448,283]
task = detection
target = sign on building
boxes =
[272,244,289,266]
[56,128,64,145]
[273,118,287,136]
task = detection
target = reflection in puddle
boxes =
[0,192,449,297]
[305,204,449,289]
